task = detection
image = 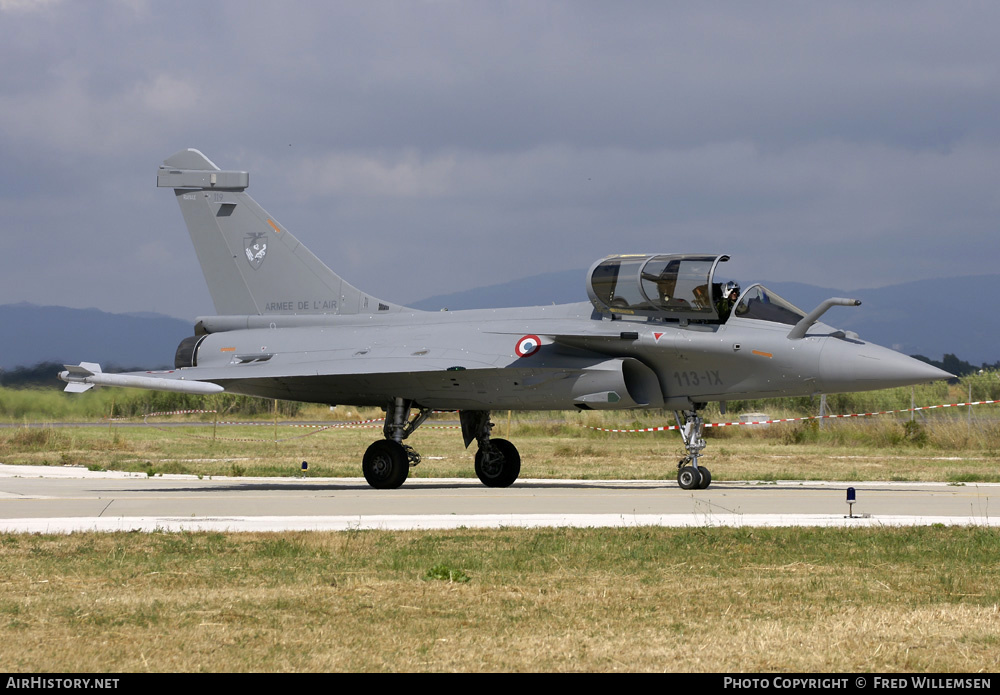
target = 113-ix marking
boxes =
[673,370,723,387]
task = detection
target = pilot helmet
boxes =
[723,281,741,298]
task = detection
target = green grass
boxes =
[0,387,304,422]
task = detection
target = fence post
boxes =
[968,383,972,430]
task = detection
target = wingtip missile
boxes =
[59,363,224,395]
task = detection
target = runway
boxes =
[1,464,996,533]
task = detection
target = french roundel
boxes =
[515,334,542,357]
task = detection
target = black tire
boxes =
[696,467,712,489]
[474,438,521,488]
[362,440,409,489]
[677,465,702,490]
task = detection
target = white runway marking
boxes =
[2,513,999,534]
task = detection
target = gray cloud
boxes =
[1,1,998,317]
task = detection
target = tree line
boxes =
[912,354,1000,380]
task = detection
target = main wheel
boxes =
[696,466,712,489]
[677,465,702,490]
[362,440,409,489]
[475,438,521,488]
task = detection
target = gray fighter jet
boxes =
[59,149,952,490]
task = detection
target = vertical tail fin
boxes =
[157,149,408,316]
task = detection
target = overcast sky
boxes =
[2,1,998,319]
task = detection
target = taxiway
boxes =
[1,464,995,533]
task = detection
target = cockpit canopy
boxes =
[733,284,807,326]
[587,254,732,321]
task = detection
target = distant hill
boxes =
[0,303,192,371]
[410,268,587,312]
[413,272,1000,366]
[751,276,997,366]
[3,271,996,373]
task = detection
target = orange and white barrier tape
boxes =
[107,399,998,437]
[107,408,218,421]
[110,411,462,442]
[585,399,999,433]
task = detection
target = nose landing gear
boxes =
[674,409,711,490]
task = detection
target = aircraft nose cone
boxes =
[819,339,954,393]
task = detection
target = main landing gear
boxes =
[362,398,429,489]
[674,408,712,490]
[361,402,521,489]
[461,410,521,488]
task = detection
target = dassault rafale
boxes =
[60,149,952,490]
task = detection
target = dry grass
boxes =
[1,527,998,672]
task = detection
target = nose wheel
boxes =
[677,460,711,490]
[674,409,712,490]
